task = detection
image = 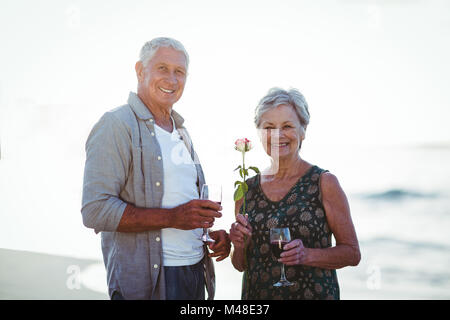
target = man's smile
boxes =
[159,87,175,94]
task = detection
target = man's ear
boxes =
[135,61,144,82]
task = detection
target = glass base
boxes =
[273,279,294,287]
[201,234,216,243]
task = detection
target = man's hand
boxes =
[170,200,222,230]
[207,230,231,261]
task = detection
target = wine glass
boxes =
[200,184,222,243]
[270,227,294,287]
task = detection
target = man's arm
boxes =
[81,111,222,234]
[116,200,222,233]
[81,112,132,233]
[116,205,171,233]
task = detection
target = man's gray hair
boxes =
[139,37,189,69]
[254,87,310,129]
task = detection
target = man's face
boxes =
[137,46,187,109]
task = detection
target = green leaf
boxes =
[234,181,242,188]
[234,165,242,171]
[239,168,244,179]
[242,182,248,193]
[249,166,260,174]
[234,185,244,201]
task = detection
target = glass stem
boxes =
[280,263,288,282]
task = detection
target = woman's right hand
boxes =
[229,214,252,250]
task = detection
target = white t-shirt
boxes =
[154,118,204,266]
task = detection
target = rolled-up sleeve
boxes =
[81,112,131,234]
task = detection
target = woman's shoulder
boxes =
[316,169,343,197]
[309,165,344,203]
[307,164,340,188]
[307,162,335,180]
[309,163,326,174]
[308,164,330,179]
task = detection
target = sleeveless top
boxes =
[240,165,340,300]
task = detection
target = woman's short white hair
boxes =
[139,37,189,69]
[254,87,310,131]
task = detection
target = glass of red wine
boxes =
[200,184,222,243]
[270,227,294,287]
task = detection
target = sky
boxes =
[0,0,450,259]
[1,0,450,148]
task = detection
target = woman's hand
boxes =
[279,239,307,266]
[208,230,231,261]
[229,214,252,250]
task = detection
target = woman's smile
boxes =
[271,142,290,148]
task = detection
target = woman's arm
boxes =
[229,198,252,272]
[280,172,361,269]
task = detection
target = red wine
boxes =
[271,240,288,259]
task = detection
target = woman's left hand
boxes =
[279,239,307,266]
[208,230,231,261]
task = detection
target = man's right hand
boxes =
[170,199,222,230]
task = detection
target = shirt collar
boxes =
[127,91,185,128]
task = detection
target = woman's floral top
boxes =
[240,165,340,300]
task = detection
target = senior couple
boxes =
[81,37,360,300]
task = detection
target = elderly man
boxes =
[81,37,230,300]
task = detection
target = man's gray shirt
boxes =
[81,92,215,299]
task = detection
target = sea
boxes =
[1,115,449,299]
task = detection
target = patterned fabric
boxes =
[240,165,340,300]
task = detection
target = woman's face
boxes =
[258,104,305,160]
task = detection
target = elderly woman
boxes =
[229,88,360,300]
